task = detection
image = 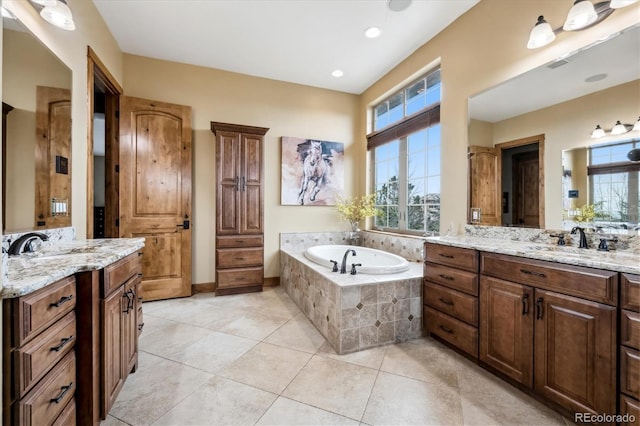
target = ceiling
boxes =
[469,24,640,123]
[92,0,478,95]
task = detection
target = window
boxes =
[587,140,640,228]
[368,68,441,234]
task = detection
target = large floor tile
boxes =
[265,316,327,353]
[100,415,128,426]
[256,397,360,426]
[109,352,212,425]
[167,330,258,373]
[139,320,215,358]
[362,371,463,426]
[380,339,459,387]
[152,375,277,426]
[216,310,291,340]
[282,356,378,421]
[316,341,388,370]
[456,359,565,426]
[220,342,312,393]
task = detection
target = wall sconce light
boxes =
[29,0,76,31]
[591,118,639,138]
[527,0,637,49]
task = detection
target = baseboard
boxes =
[263,277,280,287]
[192,282,216,294]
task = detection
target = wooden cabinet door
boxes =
[480,276,534,387]
[216,131,240,235]
[240,133,263,234]
[100,286,124,418]
[120,96,192,301]
[468,146,500,226]
[534,289,616,415]
[122,277,139,376]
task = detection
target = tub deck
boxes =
[281,249,423,354]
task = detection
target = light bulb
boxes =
[611,120,629,135]
[527,16,556,49]
[591,125,605,138]
[563,0,598,31]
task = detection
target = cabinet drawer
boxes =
[52,399,75,426]
[620,394,640,426]
[622,309,640,350]
[217,267,263,289]
[425,243,478,272]
[622,273,640,311]
[424,263,478,296]
[13,311,76,398]
[621,346,640,399]
[480,252,617,305]
[15,352,75,426]
[425,306,478,358]
[217,247,263,268]
[424,282,478,326]
[10,276,76,346]
[103,252,142,298]
[216,235,263,248]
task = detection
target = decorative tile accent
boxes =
[408,314,414,321]
[375,320,381,328]
[356,302,364,310]
[392,297,398,304]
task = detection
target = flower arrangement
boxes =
[336,194,380,230]
[571,203,597,223]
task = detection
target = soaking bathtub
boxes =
[304,244,410,274]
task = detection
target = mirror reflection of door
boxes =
[503,144,540,227]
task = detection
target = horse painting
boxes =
[297,141,329,205]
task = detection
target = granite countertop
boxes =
[2,238,145,299]
[425,235,640,275]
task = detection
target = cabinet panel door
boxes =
[240,133,263,234]
[533,289,616,415]
[122,276,139,376]
[101,287,124,418]
[479,277,533,387]
[216,131,240,234]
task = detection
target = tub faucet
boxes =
[8,232,49,255]
[570,226,588,249]
[340,249,356,274]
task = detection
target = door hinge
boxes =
[115,219,119,227]
[115,164,119,173]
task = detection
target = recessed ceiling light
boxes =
[388,0,412,12]
[332,70,344,78]
[365,27,382,38]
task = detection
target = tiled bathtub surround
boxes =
[360,230,425,261]
[280,250,422,354]
[280,231,356,252]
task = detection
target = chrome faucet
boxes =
[570,226,588,249]
[8,232,49,255]
[340,249,356,274]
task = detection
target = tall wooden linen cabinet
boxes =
[211,122,269,296]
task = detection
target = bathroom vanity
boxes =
[423,235,639,422]
[2,237,144,426]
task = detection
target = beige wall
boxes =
[123,54,359,282]
[3,0,123,238]
[492,80,639,228]
[360,0,640,235]
[3,28,71,232]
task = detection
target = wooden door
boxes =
[216,131,240,235]
[513,152,540,227]
[534,289,616,415]
[35,86,72,229]
[240,133,263,234]
[468,146,500,225]
[480,276,534,387]
[100,287,123,418]
[119,96,192,301]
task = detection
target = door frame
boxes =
[496,134,545,228]
[87,47,123,238]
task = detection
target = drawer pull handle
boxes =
[235,257,246,260]
[438,274,454,281]
[50,335,74,352]
[50,382,73,404]
[439,325,454,334]
[520,269,546,278]
[50,295,73,308]
[235,277,246,281]
[138,322,145,331]
[438,254,454,259]
[235,240,245,244]
[536,297,544,320]
[438,297,454,306]
[521,294,529,315]
[137,273,143,278]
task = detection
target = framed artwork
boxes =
[281,136,344,206]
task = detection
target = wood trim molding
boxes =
[192,282,216,294]
[210,122,269,136]
[263,277,280,287]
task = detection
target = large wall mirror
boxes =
[468,23,639,231]
[2,15,72,233]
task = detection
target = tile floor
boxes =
[102,287,575,426]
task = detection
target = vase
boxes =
[349,220,360,233]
